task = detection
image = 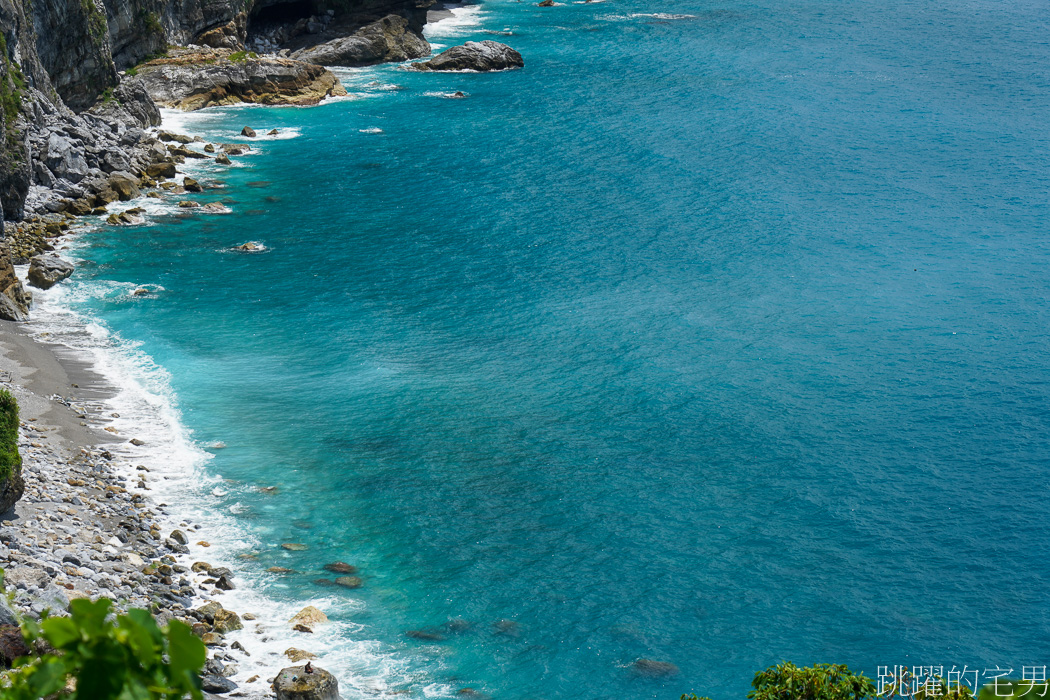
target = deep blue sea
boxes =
[30,0,1050,697]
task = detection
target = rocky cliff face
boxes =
[0,0,429,223]
[33,0,118,111]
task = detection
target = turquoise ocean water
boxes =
[28,0,1050,697]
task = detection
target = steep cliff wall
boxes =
[32,0,117,110]
[0,0,427,221]
[0,32,29,221]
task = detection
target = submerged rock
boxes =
[273,664,339,700]
[631,658,680,677]
[412,41,523,72]
[27,255,75,290]
[406,629,446,642]
[323,562,357,574]
[334,575,362,588]
[292,15,430,67]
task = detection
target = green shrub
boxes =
[748,662,876,700]
[0,390,20,482]
[140,10,163,36]
[80,0,109,44]
[228,51,258,63]
[3,598,207,699]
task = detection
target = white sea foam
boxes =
[423,3,486,42]
[359,127,385,134]
[5,108,458,697]
[21,255,450,698]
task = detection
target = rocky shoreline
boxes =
[0,0,528,693]
[0,324,275,697]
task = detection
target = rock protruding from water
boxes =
[412,41,523,72]
[134,48,348,111]
[289,606,328,631]
[0,245,31,322]
[292,15,430,67]
[27,255,74,290]
[273,665,339,700]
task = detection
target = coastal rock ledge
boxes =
[292,15,431,67]
[135,48,348,111]
[412,40,524,72]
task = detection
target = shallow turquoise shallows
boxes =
[54,0,1050,697]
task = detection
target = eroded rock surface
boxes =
[412,40,523,72]
[134,49,347,110]
[292,15,430,67]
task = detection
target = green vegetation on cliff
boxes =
[80,0,109,45]
[0,35,25,154]
[2,597,207,699]
[0,390,20,482]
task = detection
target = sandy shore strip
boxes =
[0,320,266,698]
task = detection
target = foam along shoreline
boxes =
[0,109,440,700]
[0,3,501,694]
[0,318,280,697]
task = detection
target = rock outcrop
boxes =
[26,254,74,289]
[412,40,524,72]
[134,48,347,110]
[31,0,119,111]
[292,15,429,67]
[273,665,340,700]
[86,77,162,129]
[0,244,31,322]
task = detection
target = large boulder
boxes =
[412,41,523,72]
[27,255,74,290]
[292,15,430,67]
[134,48,347,111]
[273,665,339,700]
[0,244,31,322]
[107,172,140,201]
[87,77,162,129]
[288,606,328,631]
[43,133,90,184]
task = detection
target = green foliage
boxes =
[748,662,877,700]
[227,51,258,63]
[140,10,163,36]
[0,390,20,483]
[80,0,109,44]
[3,598,207,700]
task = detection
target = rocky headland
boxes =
[133,48,348,111]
